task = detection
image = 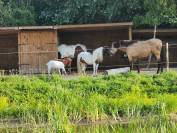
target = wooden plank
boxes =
[56,23,133,32]
[0,27,18,30]
[55,22,133,29]
[18,26,54,30]
[0,23,133,31]
[18,30,58,74]
[38,30,58,73]
[133,29,177,33]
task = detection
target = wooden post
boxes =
[128,26,132,40]
[166,42,169,71]
[153,25,157,38]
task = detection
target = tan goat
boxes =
[110,38,163,73]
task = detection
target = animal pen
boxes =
[0,22,133,74]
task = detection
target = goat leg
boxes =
[63,68,67,75]
[157,60,161,74]
[68,66,71,74]
[135,61,140,73]
[146,54,152,69]
[58,69,61,75]
[93,63,96,76]
[95,64,99,75]
[130,61,134,71]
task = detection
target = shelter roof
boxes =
[0,22,133,34]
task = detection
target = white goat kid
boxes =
[46,60,67,75]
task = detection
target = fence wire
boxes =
[0,42,177,75]
[0,43,177,55]
[0,61,176,75]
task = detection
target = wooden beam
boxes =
[18,26,54,30]
[0,22,133,32]
[0,27,18,35]
[133,29,177,33]
[0,27,18,30]
[55,22,133,31]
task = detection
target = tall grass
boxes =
[0,71,177,132]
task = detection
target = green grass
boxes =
[0,71,177,132]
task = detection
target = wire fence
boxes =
[0,61,176,75]
[0,42,177,75]
[0,62,176,76]
[0,43,177,55]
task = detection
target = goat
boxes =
[46,60,67,75]
[58,44,87,58]
[77,46,112,75]
[110,38,163,74]
[55,57,72,74]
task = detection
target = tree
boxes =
[0,0,13,26]
[1,0,177,27]
[108,0,145,22]
[34,0,109,25]
[32,0,144,25]
[12,6,36,26]
[0,0,35,26]
[133,0,177,27]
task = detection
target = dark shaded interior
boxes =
[0,33,18,70]
[58,29,130,70]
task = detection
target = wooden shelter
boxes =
[0,26,58,74]
[0,22,133,74]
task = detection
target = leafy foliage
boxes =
[0,0,35,26]
[133,0,177,27]
[1,0,177,27]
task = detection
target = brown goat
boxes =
[110,38,163,74]
[55,57,72,73]
[74,46,85,57]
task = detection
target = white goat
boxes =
[58,44,87,58]
[77,46,111,75]
[46,60,67,75]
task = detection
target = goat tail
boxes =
[77,54,82,74]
